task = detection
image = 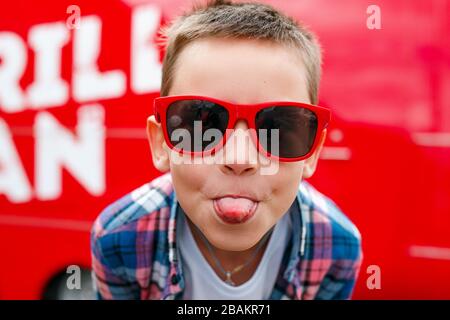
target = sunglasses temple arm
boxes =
[153,103,161,123]
[324,112,331,128]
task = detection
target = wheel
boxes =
[43,267,95,300]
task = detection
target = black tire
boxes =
[43,267,95,300]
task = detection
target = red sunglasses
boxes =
[153,95,331,162]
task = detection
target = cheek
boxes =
[266,162,305,215]
[171,163,206,192]
[273,161,304,190]
[169,162,216,211]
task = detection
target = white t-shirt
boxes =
[177,205,292,300]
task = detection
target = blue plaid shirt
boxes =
[91,173,362,300]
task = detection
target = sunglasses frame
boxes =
[153,95,331,162]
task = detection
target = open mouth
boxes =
[212,196,259,224]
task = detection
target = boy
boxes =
[91,0,362,300]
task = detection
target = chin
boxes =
[212,239,258,252]
[206,224,265,252]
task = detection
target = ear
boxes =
[302,129,327,179]
[146,115,170,172]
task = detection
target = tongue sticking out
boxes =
[213,197,258,224]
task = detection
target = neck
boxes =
[187,218,271,286]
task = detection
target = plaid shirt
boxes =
[91,173,362,300]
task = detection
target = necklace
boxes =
[191,223,274,286]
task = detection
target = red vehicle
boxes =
[0,0,448,299]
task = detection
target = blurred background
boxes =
[0,0,448,299]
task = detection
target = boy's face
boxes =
[147,37,326,251]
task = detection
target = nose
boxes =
[219,120,260,176]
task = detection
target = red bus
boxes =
[0,0,449,299]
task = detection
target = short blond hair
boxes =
[158,0,322,104]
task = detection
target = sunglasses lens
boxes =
[255,106,318,158]
[166,99,229,152]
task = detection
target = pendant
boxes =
[225,271,236,286]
